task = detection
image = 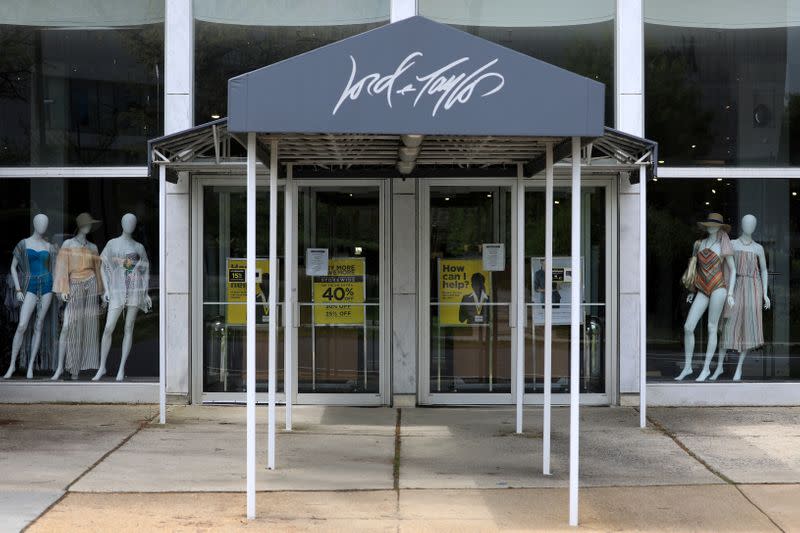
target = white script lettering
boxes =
[332,52,505,117]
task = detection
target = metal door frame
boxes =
[417,177,520,405]
[417,176,616,406]
[193,176,390,405]
[521,176,615,406]
[292,178,390,406]
[193,176,289,404]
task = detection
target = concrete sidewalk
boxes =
[1,404,799,531]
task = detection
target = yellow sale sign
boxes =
[438,259,492,326]
[226,258,271,325]
[313,258,366,325]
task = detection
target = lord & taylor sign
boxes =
[333,51,505,117]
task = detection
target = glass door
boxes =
[199,182,284,401]
[420,179,518,404]
[523,180,612,404]
[294,182,385,403]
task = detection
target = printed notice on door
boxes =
[438,259,492,326]
[530,256,583,326]
[226,258,272,325]
[313,257,366,325]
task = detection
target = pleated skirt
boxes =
[63,275,100,375]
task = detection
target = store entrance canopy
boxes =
[227,16,605,137]
[149,15,656,528]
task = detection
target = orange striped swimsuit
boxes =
[694,248,726,296]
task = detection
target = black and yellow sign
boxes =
[226,258,271,325]
[438,258,492,326]
[313,258,365,325]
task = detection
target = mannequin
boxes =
[676,213,737,381]
[3,214,58,379]
[51,213,103,380]
[711,214,770,381]
[93,214,151,381]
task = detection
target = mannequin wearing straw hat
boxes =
[51,213,104,380]
[677,213,737,381]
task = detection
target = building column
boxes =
[164,0,193,401]
[391,0,416,22]
[391,178,417,406]
[616,0,645,399]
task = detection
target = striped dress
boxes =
[54,240,103,376]
[723,250,764,351]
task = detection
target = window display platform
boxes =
[0,380,157,403]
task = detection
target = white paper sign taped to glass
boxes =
[313,257,365,325]
[226,258,275,325]
[531,257,584,326]
[305,248,329,276]
[482,243,505,271]
[438,258,493,326]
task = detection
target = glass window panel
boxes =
[419,0,616,126]
[0,177,160,381]
[429,187,512,394]
[297,187,380,394]
[0,2,164,165]
[193,0,390,123]
[644,0,800,166]
[647,178,800,382]
[523,186,607,394]
[201,185,284,394]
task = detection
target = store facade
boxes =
[1,0,799,408]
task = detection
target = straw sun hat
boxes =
[697,212,731,233]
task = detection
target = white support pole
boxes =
[268,140,279,470]
[639,164,647,428]
[515,167,525,434]
[245,132,257,520]
[569,137,581,527]
[284,164,294,431]
[158,165,167,425]
[543,142,554,475]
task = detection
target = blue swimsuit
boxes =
[26,249,53,295]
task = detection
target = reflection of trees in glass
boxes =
[194,22,384,122]
[465,23,614,126]
[564,35,614,126]
[0,24,162,165]
[67,25,163,165]
[781,94,800,165]
[0,26,36,164]
[645,44,714,164]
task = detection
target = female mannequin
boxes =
[51,213,103,380]
[711,214,770,381]
[93,214,151,381]
[3,214,58,379]
[676,213,737,381]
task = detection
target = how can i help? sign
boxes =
[438,258,492,326]
[313,257,366,325]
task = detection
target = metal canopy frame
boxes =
[150,122,655,526]
[149,118,655,179]
[147,15,657,528]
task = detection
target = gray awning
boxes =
[227,16,605,137]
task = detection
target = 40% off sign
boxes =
[313,258,366,325]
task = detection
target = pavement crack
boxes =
[732,485,786,533]
[393,408,402,511]
[64,410,160,492]
[646,414,785,532]
[22,409,159,532]
[646,414,734,484]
